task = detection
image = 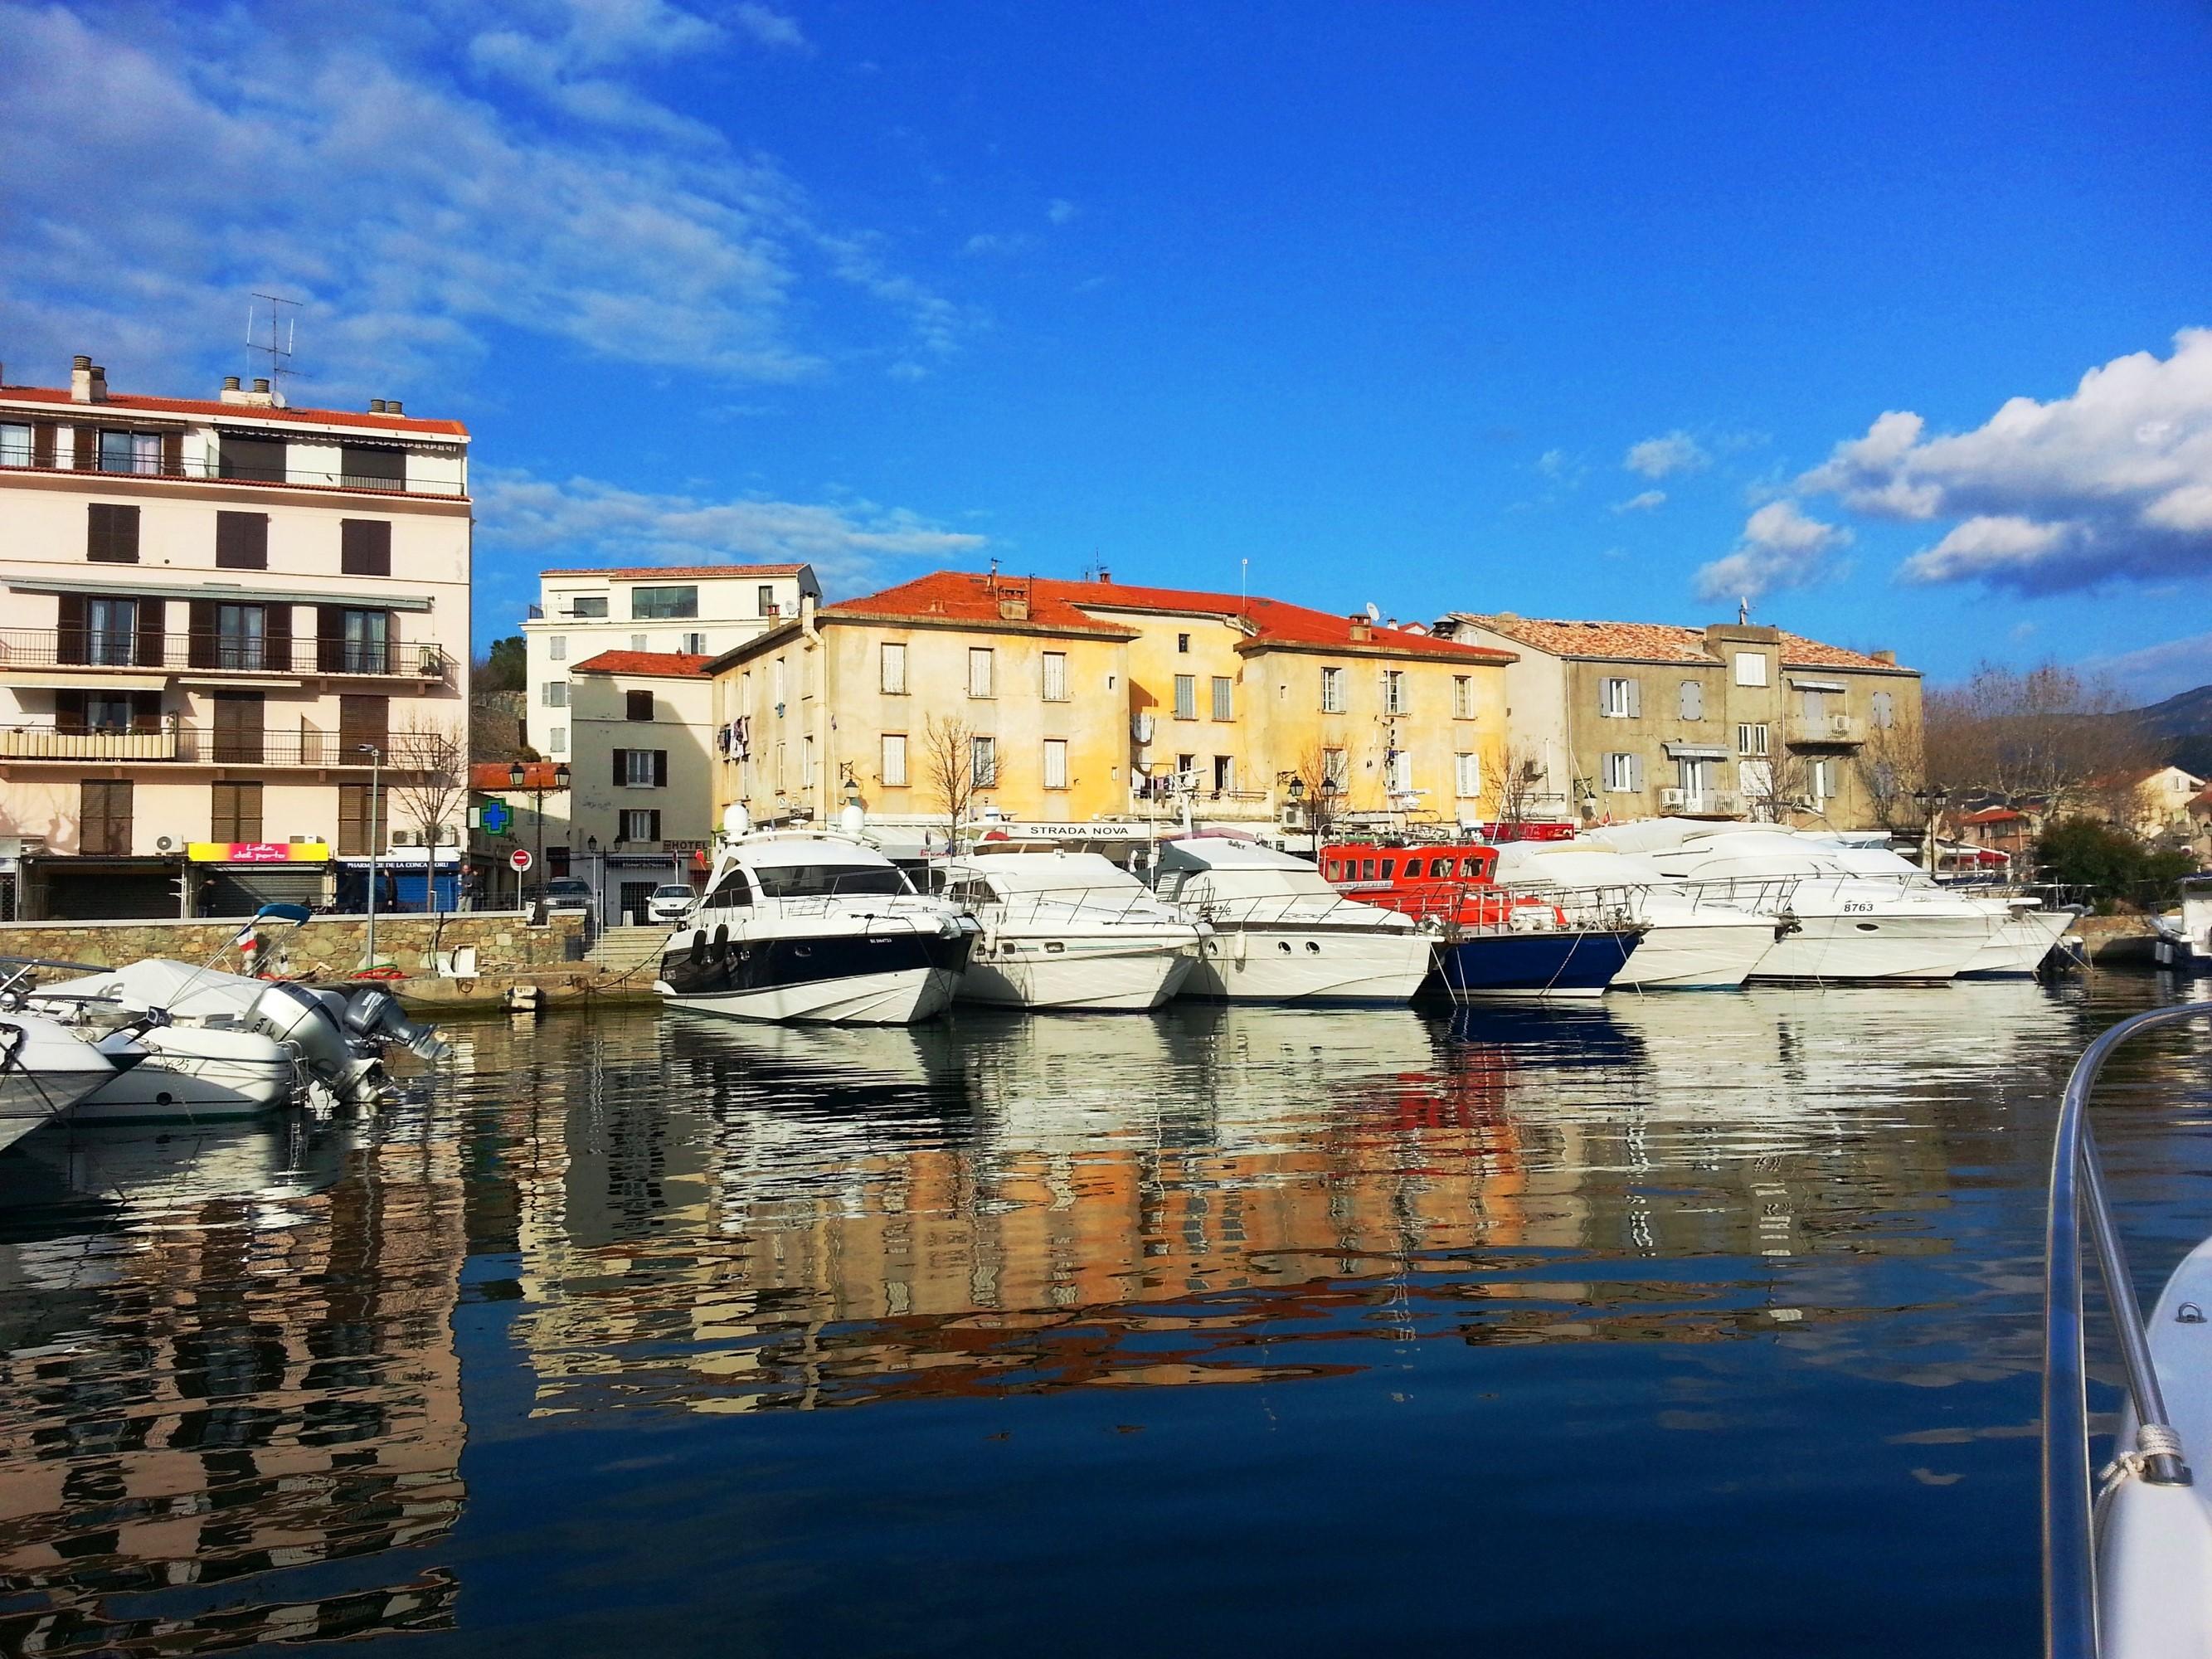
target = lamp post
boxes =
[360,743,382,969]
[509,761,571,912]
[1914,786,1947,875]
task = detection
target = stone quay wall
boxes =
[0,911,587,979]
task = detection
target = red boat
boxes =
[1320,842,1563,928]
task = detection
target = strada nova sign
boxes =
[187,841,333,864]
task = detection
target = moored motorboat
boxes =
[943,849,1204,1011]
[1488,839,1782,989]
[0,1013,126,1150]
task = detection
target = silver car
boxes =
[646,883,697,923]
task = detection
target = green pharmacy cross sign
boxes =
[480,800,514,835]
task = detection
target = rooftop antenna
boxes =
[1738,595,1750,625]
[244,292,302,407]
[1240,557,1248,615]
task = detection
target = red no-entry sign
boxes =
[509,849,533,873]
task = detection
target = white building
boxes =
[521,563,819,761]
[565,649,717,924]
[0,356,472,919]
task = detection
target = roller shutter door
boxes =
[202,864,327,917]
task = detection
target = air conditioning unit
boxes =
[1659,787,1686,809]
[1829,714,1855,736]
[435,825,459,844]
[1278,803,1308,830]
[155,834,177,852]
[390,829,419,847]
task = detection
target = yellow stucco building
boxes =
[707,570,1516,838]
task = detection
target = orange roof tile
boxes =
[571,650,716,677]
[0,382,466,437]
[823,572,1141,639]
[1446,614,1913,674]
[541,564,811,579]
[472,761,567,790]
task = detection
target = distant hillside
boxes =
[2132,684,2212,777]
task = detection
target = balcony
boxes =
[1660,788,1743,817]
[0,450,464,499]
[1787,713,1867,747]
[0,725,392,766]
[0,629,450,682]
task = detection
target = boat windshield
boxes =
[751,864,909,898]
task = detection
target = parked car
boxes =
[534,878,594,915]
[646,883,697,923]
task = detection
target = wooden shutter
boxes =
[73,425,100,470]
[87,504,139,562]
[611,748,627,786]
[338,785,369,857]
[214,692,264,763]
[136,597,165,668]
[216,512,269,570]
[54,690,87,733]
[32,423,55,468]
[161,431,182,477]
[315,606,342,673]
[187,600,217,669]
[1625,678,1641,718]
[340,519,392,577]
[265,603,291,673]
[338,694,387,756]
[654,750,668,787]
[130,690,162,732]
[56,592,86,665]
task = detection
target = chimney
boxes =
[1095,566,1111,583]
[241,377,274,407]
[1348,612,1372,643]
[220,375,247,405]
[1871,649,1896,665]
[369,398,387,413]
[89,365,108,402]
[386,399,402,415]
[999,594,1030,621]
[70,355,93,403]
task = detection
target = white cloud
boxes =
[1046,198,1079,225]
[1693,501,1852,604]
[1613,489,1666,513]
[477,469,988,595]
[0,1,954,397]
[732,3,809,51]
[1534,449,1587,487]
[2083,630,2212,702]
[960,231,1037,257]
[1801,328,2212,592]
[1624,431,1709,479]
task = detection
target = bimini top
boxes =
[726,827,897,871]
[1156,836,1311,873]
[950,849,1142,893]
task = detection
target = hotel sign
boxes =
[187,841,333,864]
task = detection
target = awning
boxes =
[7,577,435,612]
[176,676,305,688]
[0,671,165,691]
[1664,743,1730,760]
[1787,676,1846,692]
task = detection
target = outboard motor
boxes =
[343,987,453,1064]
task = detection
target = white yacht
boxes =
[943,849,1205,1011]
[1592,821,1991,982]
[1806,840,2075,976]
[0,1012,124,1149]
[1490,840,1782,989]
[656,806,980,1024]
[1153,836,1435,1004]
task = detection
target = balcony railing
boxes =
[0,450,464,499]
[0,725,393,766]
[1787,713,1867,747]
[0,629,449,681]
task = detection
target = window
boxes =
[1452,675,1475,719]
[631,635,648,652]
[218,435,286,484]
[549,636,566,662]
[615,748,668,787]
[682,632,705,655]
[0,424,30,466]
[968,647,994,698]
[1600,676,1637,718]
[542,681,567,708]
[1739,759,1774,800]
[340,519,391,577]
[98,429,162,474]
[216,603,265,671]
[971,734,998,788]
[1175,752,1197,781]
[1733,652,1769,688]
[1174,674,1196,718]
[1872,690,1895,729]
[1455,752,1482,798]
[1211,675,1233,721]
[341,608,388,674]
[881,642,908,693]
[1043,737,1069,790]
[771,659,786,708]
[632,585,699,620]
[1177,632,1191,654]
[87,503,139,563]
[550,725,566,753]
[626,689,654,722]
[1604,752,1641,793]
[1213,754,1236,794]
[1811,758,1835,803]
[81,781,133,856]
[215,512,268,571]
[757,585,777,617]
[340,444,404,491]
[1679,680,1704,720]
[1738,722,1769,756]
[1799,687,1828,719]
[339,786,376,855]
[570,595,609,619]
[1043,651,1068,702]
[1320,665,1345,713]
[1322,747,1348,795]
[1384,670,1407,715]
[620,809,662,843]
[211,781,264,844]
[86,596,137,667]
[881,732,908,786]
[1384,750,1412,795]
[338,693,387,758]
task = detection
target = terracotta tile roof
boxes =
[472,761,567,791]
[1446,613,1913,674]
[541,564,811,579]
[1959,806,2027,825]
[570,649,716,678]
[0,382,466,437]
[826,571,1514,661]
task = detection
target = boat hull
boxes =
[76,1028,294,1121]
[1437,928,1641,1000]
[1611,917,1780,990]
[1957,907,2074,977]
[1748,910,1986,982]
[658,929,974,1025]
[0,1015,117,1150]
[958,941,1196,1011]
[1184,927,1434,1004]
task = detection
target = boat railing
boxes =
[2044,999,2210,1658]
[1179,889,1397,931]
[970,884,1185,931]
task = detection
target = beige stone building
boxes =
[1432,615,1922,832]
[564,649,717,922]
[0,356,471,918]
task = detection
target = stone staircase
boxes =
[587,924,670,975]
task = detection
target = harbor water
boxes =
[2,979,2208,1655]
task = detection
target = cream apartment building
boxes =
[521,563,819,762]
[0,356,471,918]
[563,649,717,923]
[1433,614,1922,832]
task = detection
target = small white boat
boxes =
[945,849,1205,1011]
[657,805,980,1025]
[0,1013,124,1150]
[1154,836,1435,1004]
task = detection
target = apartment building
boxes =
[708,569,1515,844]
[0,356,470,919]
[564,649,716,922]
[1433,614,1921,832]
[521,563,819,762]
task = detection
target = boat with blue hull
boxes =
[1433,925,1640,1001]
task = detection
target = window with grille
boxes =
[1174,674,1196,719]
[881,643,907,693]
[1211,676,1232,721]
[1384,671,1407,715]
[882,732,908,786]
[1320,666,1344,713]
[1452,675,1474,719]
[970,734,997,787]
[968,648,994,698]
[1738,722,1768,756]
[1043,738,1068,789]
[1043,652,1068,702]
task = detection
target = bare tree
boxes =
[1923,660,2156,816]
[1484,737,1550,827]
[1854,708,1928,833]
[920,713,978,851]
[1290,741,1352,839]
[387,714,468,857]
[1739,748,1819,825]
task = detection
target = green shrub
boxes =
[2035,816,2199,908]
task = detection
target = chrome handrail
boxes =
[2044,999,2210,1658]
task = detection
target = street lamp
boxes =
[1913,786,1947,875]
[509,760,571,912]
[360,743,382,969]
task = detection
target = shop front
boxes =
[185,840,334,917]
[333,848,462,914]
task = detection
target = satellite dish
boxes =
[1364,601,1381,623]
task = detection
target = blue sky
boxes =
[6,1,2212,697]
